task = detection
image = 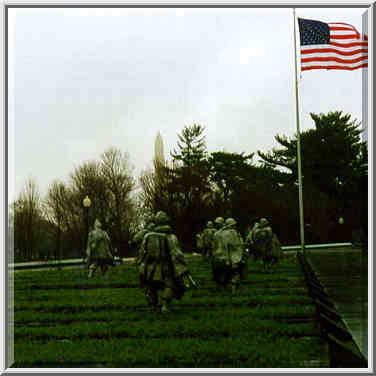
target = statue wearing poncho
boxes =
[86,219,114,278]
[137,211,196,313]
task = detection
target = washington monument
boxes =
[154,131,165,165]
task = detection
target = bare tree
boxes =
[13,178,43,260]
[46,180,67,262]
[100,147,136,253]
[139,161,174,215]
[70,161,108,247]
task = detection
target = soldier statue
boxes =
[86,219,114,278]
[195,232,203,254]
[212,218,246,293]
[211,217,225,285]
[132,217,156,301]
[245,221,260,261]
[214,216,225,231]
[201,221,216,261]
[136,211,196,313]
[133,218,155,256]
[253,218,282,272]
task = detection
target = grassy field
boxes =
[12,254,329,368]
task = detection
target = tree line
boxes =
[11,148,136,261]
[10,111,367,261]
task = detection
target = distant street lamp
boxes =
[337,216,345,243]
[83,195,92,256]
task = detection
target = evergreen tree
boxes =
[208,151,254,203]
[142,124,211,252]
[258,110,367,243]
[258,111,367,198]
[171,124,207,167]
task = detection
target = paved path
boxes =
[9,243,351,271]
[10,257,135,272]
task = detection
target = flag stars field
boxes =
[298,17,368,71]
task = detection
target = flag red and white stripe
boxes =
[301,22,368,71]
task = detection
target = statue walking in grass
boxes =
[201,221,216,261]
[133,217,156,303]
[86,219,114,278]
[212,218,246,293]
[226,218,249,286]
[195,232,203,255]
[133,218,155,255]
[245,221,261,261]
[211,216,225,285]
[253,218,282,272]
[137,211,196,313]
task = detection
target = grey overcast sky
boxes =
[8,6,368,201]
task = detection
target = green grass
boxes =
[12,254,329,368]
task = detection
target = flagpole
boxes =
[293,8,305,254]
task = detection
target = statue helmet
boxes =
[155,211,170,225]
[215,217,224,226]
[207,221,213,228]
[225,218,237,227]
[259,218,269,228]
[94,219,102,229]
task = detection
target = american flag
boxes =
[298,18,368,71]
